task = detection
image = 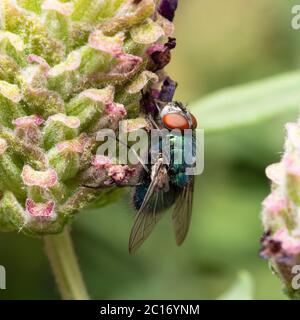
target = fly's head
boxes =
[159,101,197,131]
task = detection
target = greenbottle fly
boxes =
[129,101,198,254]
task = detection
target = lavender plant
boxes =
[0,0,179,299]
[260,119,300,299]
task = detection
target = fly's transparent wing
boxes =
[172,178,194,246]
[129,191,166,254]
[129,162,167,254]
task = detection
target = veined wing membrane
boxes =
[129,161,168,254]
[172,178,194,246]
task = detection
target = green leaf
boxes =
[218,271,254,300]
[191,71,300,134]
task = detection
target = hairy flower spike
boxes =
[261,116,300,298]
[0,0,179,236]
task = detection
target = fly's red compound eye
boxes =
[162,113,198,130]
[162,113,189,130]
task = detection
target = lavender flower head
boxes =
[261,118,300,298]
[0,0,180,237]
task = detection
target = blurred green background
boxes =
[1,0,300,300]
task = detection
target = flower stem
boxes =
[43,228,89,300]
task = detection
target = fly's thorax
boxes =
[170,133,196,163]
[149,132,196,170]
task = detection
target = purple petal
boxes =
[158,0,178,22]
[140,89,160,115]
[159,77,177,102]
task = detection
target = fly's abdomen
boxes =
[132,176,178,213]
[132,179,149,211]
[133,184,178,213]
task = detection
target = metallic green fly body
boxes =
[129,101,198,254]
